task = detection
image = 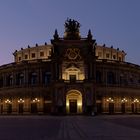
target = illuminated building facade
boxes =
[0,19,140,115]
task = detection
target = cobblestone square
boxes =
[0,115,140,140]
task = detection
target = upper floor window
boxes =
[44,72,51,85]
[119,57,122,61]
[106,53,110,58]
[18,57,21,61]
[31,53,36,58]
[40,52,44,57]
[107,72,115,84]
[120,74,128,85]
[25,54,28,59]
[69,75,76,82]
[0,77,3,87]
[98,52,102,58]
[9,75,13,86]
[6,75,13,86]
[49,49,51,55]
[96,71,102,83]
[113,55,116,59]
[120,74,123,85]
[16,73,24,85]
[130,78,133,83]
[30,72,37,85]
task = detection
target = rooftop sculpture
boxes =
[64,18,81,39]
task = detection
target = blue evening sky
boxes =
[0,0,140,65]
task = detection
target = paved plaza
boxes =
[0,115,140,140]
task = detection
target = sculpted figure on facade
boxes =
[64,18,80,33]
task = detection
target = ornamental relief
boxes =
[64,48,82,61]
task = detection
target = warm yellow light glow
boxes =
[32,98,40,103]
[62,67,85,81]
[18,98,24,103]
[134,99,139,103]
[66,102,69,106]
[66,90,82,114]
[121,98,127,103]
[5,99,11,104]
[78,102,82,106]
[106,97,114,102]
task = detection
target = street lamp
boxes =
[106,97,114,114]
[121,98,127,113]
[18,98,24,103]
[121,98,127,103]
[133,98,139,113]
[32,98,40,103]
[106,97,114,102]
[5,99,11,104]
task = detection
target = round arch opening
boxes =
[66,90,82,114]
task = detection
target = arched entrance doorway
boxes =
[66,90,82,114]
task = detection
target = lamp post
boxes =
[121,98,127,113]
[106,97,114,114]
[31,98,40,114]
[18,98,24,114]
[5,99,12,114]
[133,98,139,113]
[18,98,24,103]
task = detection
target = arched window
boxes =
[9,75,13,86]
[120,74,128,85]
[16,73,24,85]
[0,77,3,87]
[107,72,115,84]
[44,72,51,85]
[30,72,37,85]
[96,71,102,83]
[120,74,124,85]
[62,66,85,81]
[6,75,13,86]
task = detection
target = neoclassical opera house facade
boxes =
[0,19,140,115]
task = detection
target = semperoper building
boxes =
[0,19,140,115]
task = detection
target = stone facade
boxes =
[0,19,140,115]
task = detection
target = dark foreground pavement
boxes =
[0,115,140,140]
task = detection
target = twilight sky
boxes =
[0,0,140,65]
